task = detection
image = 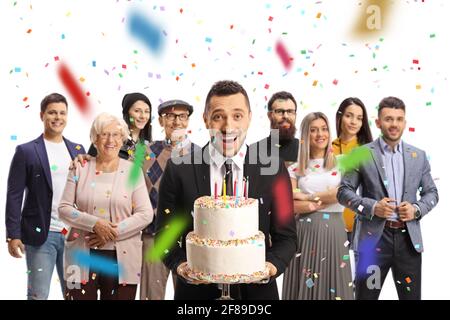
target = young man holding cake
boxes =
[155,80,297,299]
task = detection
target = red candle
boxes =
[214,181,218,200]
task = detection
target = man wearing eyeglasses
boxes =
[140,99,199,300]
[255,91,299,167]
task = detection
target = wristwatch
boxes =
[413,204,422,220]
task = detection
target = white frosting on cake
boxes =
[193,196,259,240]
[186,231,266,276]
[186,196,267,283]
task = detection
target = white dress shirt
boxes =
[208,142,248,198]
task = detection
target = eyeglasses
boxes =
[271,109,296,116]
[98,132,122,140]
[162,113,189,121]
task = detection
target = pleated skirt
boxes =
[282,211,354,300]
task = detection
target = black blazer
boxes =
[5,134,85,245]
[155,143,297,299]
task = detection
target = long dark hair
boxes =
[335,97,373,145]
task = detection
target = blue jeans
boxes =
[25,231,65,300]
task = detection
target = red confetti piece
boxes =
[272,174,293,226]
[332,79,338,85]
[54,56,60,61]
[264,84,270,89]
[26,29,32,33]
[331,171,337,176]
[57,62,90,115]
[61,228,68,235]
[409,127,415,132]
[412,59,419,64]
[268,16,274,21]
[275,40,292,70]
[314,164,321,168]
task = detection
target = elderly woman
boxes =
[58,113,153,300]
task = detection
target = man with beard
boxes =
[337,96,439,300]
[255,91,299,167]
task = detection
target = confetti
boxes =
[322,213,330,220]
[35,227,41,233]
[73,249,122,277]
[128,142,146,188]
[272,174,293,225]
[306,278,314,288]
[57,62,90,116]
[337,146,372,173]
[128,11,164,55]
[145,215,188,262]
[275,40,292,70]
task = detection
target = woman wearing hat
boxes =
[87,92,152,160]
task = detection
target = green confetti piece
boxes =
[128,142,146,188]
[51,164,58,171]
[429,33,436,38]
[145,215,188,262]
[426,102,432,106]
[337,146,372,174]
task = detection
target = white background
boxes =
[0,0,448,300]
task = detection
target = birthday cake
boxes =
[186,196,268,283]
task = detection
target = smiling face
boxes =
[376,107,406,144]
[340,104,363,138]
[159,105,190,143]
[128,100,151,130]
[95,121,124,160]
[40,102,67,136]
[203,93,252,157]
[309,118,329,155]
[268,98,297,140]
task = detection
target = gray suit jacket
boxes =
[337,138,438,253]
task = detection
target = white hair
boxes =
[90,112,129,145]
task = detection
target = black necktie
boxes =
[224,161,233,196]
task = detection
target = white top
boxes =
[208,142,247,198]
[288,159,343,212]
[44,139,71,232]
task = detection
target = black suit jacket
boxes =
[155,143,297,299]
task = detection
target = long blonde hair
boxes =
[297,112,336,176]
